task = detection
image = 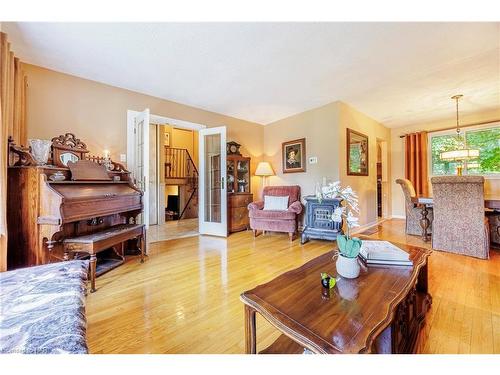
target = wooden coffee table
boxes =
[240,242,432,354]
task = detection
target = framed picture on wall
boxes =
[282,138,306,173]
[347,128,369,176]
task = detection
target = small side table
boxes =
[301,196,343,244]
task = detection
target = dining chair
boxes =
[431,176,489,259]
[396,179,432,236]
[485,210,500,248]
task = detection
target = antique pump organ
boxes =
[7,133,145,291]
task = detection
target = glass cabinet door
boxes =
[227,159,235,193]
[237,159,250,193]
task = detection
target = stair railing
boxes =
[164,147,198,219]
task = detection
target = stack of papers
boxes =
[359,241,412,266]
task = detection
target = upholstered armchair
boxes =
[396,178,433,236]
[248,185,302,241]
[431,176,489,259]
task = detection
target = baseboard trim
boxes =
[391,215,406,219]
[299,216,404,236]
[352,219,383,234]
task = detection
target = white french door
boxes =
[198,126,227,237]
[132,108,150,228]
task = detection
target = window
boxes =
[430,124,500,176]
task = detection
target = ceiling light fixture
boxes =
[440,94,480,175]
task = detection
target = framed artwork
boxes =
[282,138,306,173]
[347,128,369,176]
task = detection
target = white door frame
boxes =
[127,110,206,174]
[126,110,207,228]
[127,108,151,228]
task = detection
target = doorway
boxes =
[376,142,383,218]
[160,126,200,240]
[127,109,205,242]
[376,139,389,219]
[128,110,227,242]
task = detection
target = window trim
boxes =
[428,121,500,179]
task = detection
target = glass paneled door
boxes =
[132,108,150,228]
[198,127,227,237]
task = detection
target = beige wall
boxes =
[23,63,264,195]
[391,108,500,217]
[264,102,341,198]
[165,186,179,196]
[171,127,198,167]
[263,101,391,227]
[30,61,499,224]
[338,102,392,226]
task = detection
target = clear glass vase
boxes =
[29,139,51,165]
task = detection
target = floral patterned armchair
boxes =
[248,185,302,241]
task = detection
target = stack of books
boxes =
[359,241,412,266]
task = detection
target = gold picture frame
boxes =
[347,128,369,176]
[282,138,306,173]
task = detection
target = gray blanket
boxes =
[0,260,89,354]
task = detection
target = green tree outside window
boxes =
[430,126,499,176]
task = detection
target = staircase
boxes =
[164,147,198,220]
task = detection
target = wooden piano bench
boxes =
[63,224,146,293]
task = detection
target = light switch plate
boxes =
[309,156,318,164]
[120,154,127,162]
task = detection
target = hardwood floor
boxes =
[148,218,199,243]
[86,219,500,354]
[362,220,500,354]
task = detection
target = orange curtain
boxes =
[405,131,429,197]
[0,32,28,271]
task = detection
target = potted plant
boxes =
[317,181,361,279]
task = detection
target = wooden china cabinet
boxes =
[227,153,252,233]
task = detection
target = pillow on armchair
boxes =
[263,195,289,211]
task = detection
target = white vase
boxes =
[336,254,360,279]
[29,139,51,165]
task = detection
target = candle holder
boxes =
[103,150,112,171]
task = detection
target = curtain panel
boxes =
[404,131,429,197]
[0,32,28,271]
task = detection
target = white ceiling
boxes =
[3,22,499,128]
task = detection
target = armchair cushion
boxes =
[287,200,303,214]
[249,209,297,220]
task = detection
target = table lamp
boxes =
[255,161,275,186]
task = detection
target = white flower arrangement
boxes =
[316,180,360,240]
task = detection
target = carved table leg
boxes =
[244,304,257,354]
[420,205,430,242]
[89,254,97,293]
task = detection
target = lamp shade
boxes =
[255,162,275,176]
[440,148,479,161]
